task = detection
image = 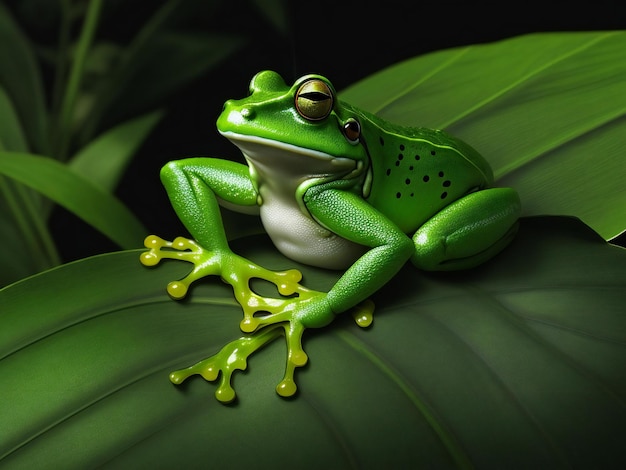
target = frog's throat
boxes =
[219,131,357,172]
[220,130,366,217]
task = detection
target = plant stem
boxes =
[51,0,72,128]
[54,0,103,161]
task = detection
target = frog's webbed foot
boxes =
[169,321,307,403]
[140,235,219,299]
[169,325,285,403]
[140,234,376,401]
[169,297,375,403]
[139,234,303,300]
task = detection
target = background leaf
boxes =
[1,216,624,467]
[79,3,246,144]
[0,2,48,154]
[340,31,626,241]
[0,86,28,152]
[0,152,146,249]
[250,0,289,35]
[69,110,164,192]
[94,32,245,126]
[0,189,49,284]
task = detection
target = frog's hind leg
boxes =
[411,188,521,271]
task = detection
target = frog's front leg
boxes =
[140,157,269,297]
[159,157,259,255]
[411,187,521,270]
[139,156,315,331]
[141,158,375,402]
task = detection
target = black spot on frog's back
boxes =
[367,130,489,231]
[380,138,452,190]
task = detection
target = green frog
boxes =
[140,70,521,403]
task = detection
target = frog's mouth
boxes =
[220,131,360,179]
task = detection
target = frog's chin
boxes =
[219,131,357,175]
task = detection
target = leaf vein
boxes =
[335,329,474,469]
[438,31,619,129]
[422,308,571,464]
[373,47,471,116]
[495,107,626,180]
[467,284,626,409]
[0,359,183,461]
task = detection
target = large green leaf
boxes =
[1,216,624,467]
[0,152,146,249]
[340,31,626,241]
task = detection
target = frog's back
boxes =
[357,111,494,234]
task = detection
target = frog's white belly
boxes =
[223,131,366,269]
[259,191,366,270]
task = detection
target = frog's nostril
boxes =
[240,107,255,120]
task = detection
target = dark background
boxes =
[39,0,624,260]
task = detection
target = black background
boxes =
[38,0,624,260]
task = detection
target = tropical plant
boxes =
[0,0,287,286]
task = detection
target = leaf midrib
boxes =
[373,32,617,129]
[437,32,618,130]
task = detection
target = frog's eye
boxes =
[342,119,361,143]
[295,79,334,121]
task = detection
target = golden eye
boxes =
[343,119,361,143]
[295,79,334,121]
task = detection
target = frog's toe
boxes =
[143,234,165,250]
[351,299,375,328]
[170,357,237,404]
[170,354,238,403]
[172,236,199,251]
[274,321,308,397]
[274,269,303,296]
[140,234,228,298]
[139,250,160,267]
[215,383,237,404]
[276,378,297,397]
[140,235,168,266]
[239,316,259,333]
[167,280,189,300]
[290,348,308,367]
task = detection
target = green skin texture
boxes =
[141,71,521,403]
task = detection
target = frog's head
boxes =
[217,71,369,182]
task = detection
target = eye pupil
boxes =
[299,91,330,102]
[343,120,361,142]
[295,78,334,121]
